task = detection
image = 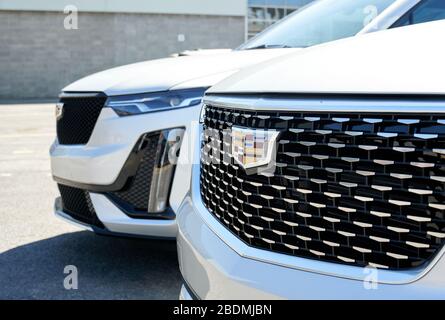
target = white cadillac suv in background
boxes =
[177,20,445,299]
[51,0,445,239]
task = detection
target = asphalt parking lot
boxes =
[0,103,182,299]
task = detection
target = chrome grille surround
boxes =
[200,96,445,270]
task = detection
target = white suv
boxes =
[51,0,444,238]
[178,20,445,299]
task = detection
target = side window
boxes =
[392,0,445,28]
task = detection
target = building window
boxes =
[247,0,314,39]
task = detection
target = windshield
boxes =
[240,0,396,50]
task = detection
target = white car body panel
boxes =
[209,20,445,96]
[51,105,202,186]
[90,193,177,238]
[63,49,294,96]
[169,70,245,91]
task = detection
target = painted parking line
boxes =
[0,133,54,139]
[0,173,12,177]
[12,149,34,155]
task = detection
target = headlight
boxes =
[106,88,207,116]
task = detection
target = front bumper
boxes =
[51,103,201,238]
[54,195,177,238]
[177,193,445,299]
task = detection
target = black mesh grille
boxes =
[200,104,445,270]
[57,95,107,145]
[58,184,104,229]
[109,133,160,212]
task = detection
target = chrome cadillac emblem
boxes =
[231,126,280,170]
[55,103,64,120]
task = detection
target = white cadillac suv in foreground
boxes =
[177,20,445,299]
[51,0,445,239]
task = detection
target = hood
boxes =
[208,20,445,96]
[170,48,232,57]
[63,49,299,96]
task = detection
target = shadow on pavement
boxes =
[0,231,181,300]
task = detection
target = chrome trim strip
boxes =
[179,284,196,300]
[203,95,445,113]
[193,97,445,284]
[59,92,106,99]
[54,210,95,232]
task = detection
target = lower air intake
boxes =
[58,184,104,229]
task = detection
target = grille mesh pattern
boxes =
[110,133,160,212]
[57,95,106,145]
[200,104,445,270]
[58,184,104,228]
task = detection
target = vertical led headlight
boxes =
[147,128,185,213]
